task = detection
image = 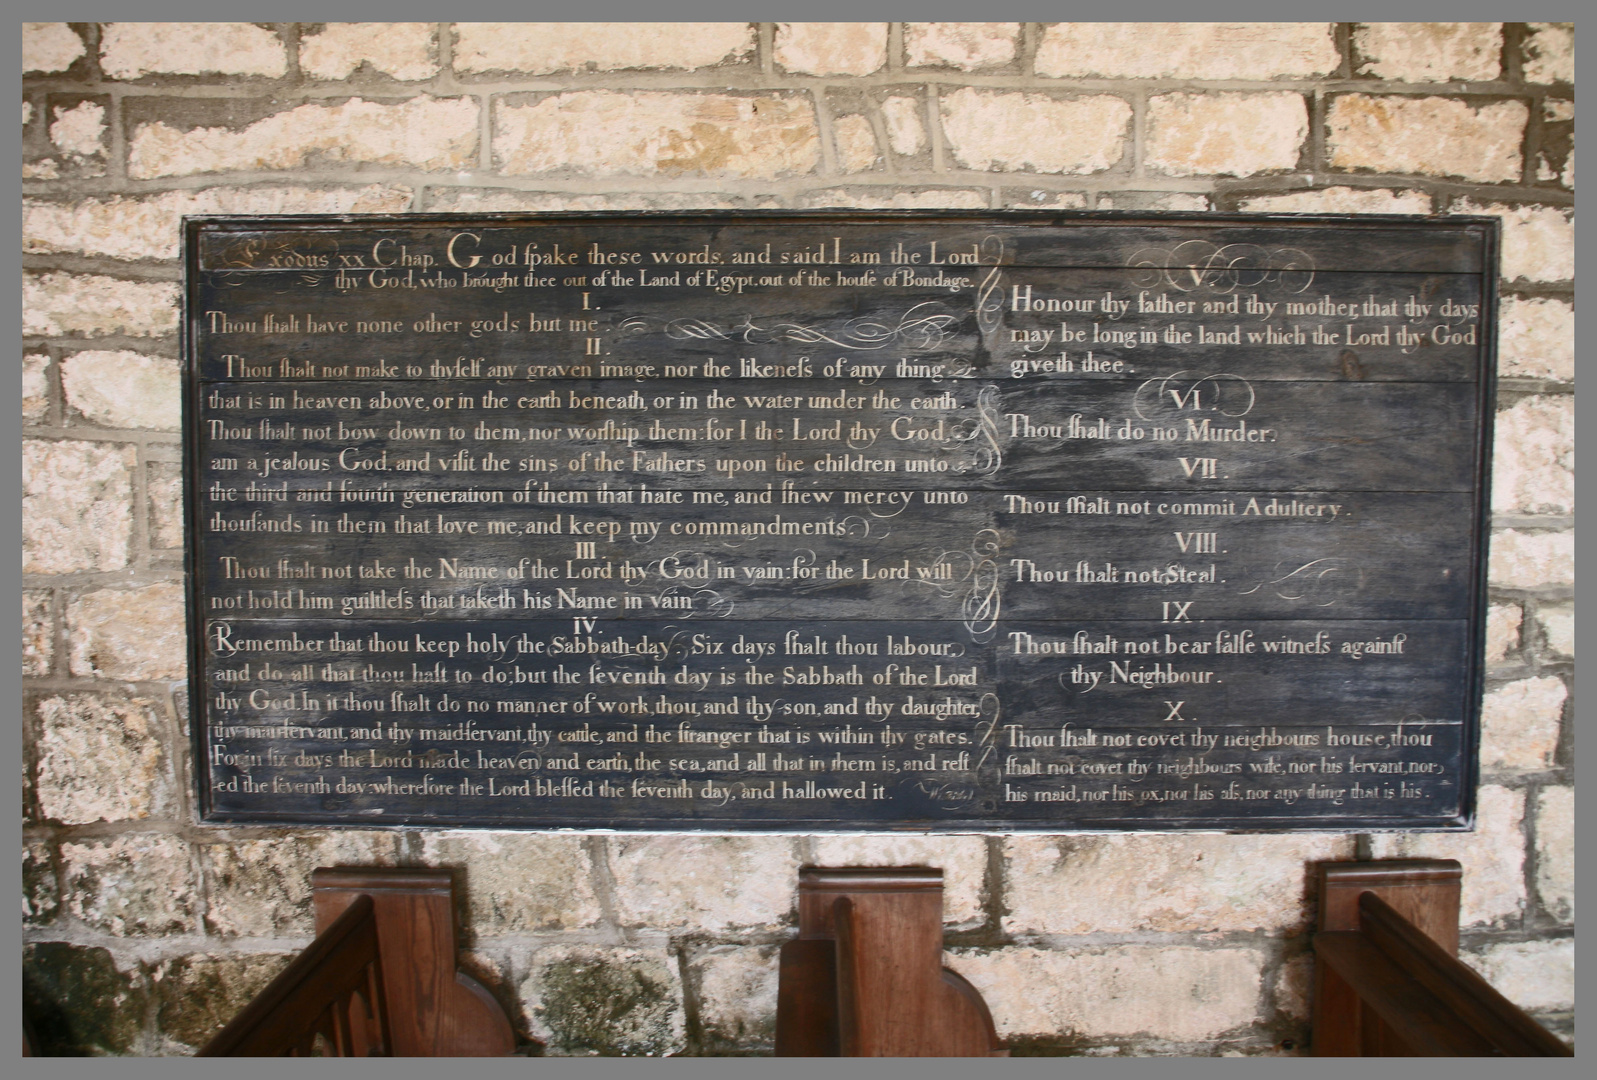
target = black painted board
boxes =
[184,212,1496,832]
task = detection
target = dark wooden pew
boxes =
[201,867,515,1057]
[1311,859,1571,1056]
[775,867,1006,1057]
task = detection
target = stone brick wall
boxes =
[22,22,1572,1056]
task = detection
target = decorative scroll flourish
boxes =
[1132,371,1256,421]
[1238,558,1365,607]
[1394,713,1449,729]
[207,236,344,292]
[838,515,879,542]
[622,303,961,352]
[619,315,727,341]
[973,236,1008,338]
[653,584,736,619]
[692,587,736,618]
[209,236,270,271]
[972,692,1001,747]
[899,529,1001,634]
[960,529,1003,640]
[212,271,320,293]
[952,383,1005,476]
[1126,241,1315,294]
[910,548,985,607]
[930,355,978,379]
[969,692,1004,786]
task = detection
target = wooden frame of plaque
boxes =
[184,211,1496,832]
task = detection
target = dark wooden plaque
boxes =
[184,212,1495,831]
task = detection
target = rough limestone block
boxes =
[905,23,1019,70]
[1484,601,1522,664]
[687,944,780,1051]
[1099,192,1210,212]
[800,188,990,210]
[1353,23,1502,82]
[23,22,86,73]
[418,832,603,931]
[48,100,107,166]
[1489,529,1572,588]
[1239,187,1432,214]
[940,88,1129,174]
[1370,784,1524,926]
[22,439,135,574]
[1149,194,1207,210]
[128,96,479,179]
[198,832,402,936]
[1533,786,1572,921]
[949,945,1265,1041]
[1479,676,1565,770]
[61,834,198,935]
[100,22,287,79]
[1535,602,1572,658]
[1498,298,1573,381]
[1522,23,1573,84]
[1004,833,1349,934]
[1537,99,1573,188]
[1145,92,1307,178]
[426,189,745,213]
[299,23,437,81]
[518,945,685,1056]
[35,693,171,825]
[23,353,51,423]
[62,581,186,683]
[61,351,180,431]
[494,92,819,180]
[809,834,988,924]
[775,23,887,76]
[832,114,880,172]
[1272,952,1314,1022]
[23,943,148,1056]
[153,953,295,1053]
[453,23,753,74]
[1463,939,1572,1011]
[609,835,797,931]
[146,461,185,549]
[1452,200,1573,283]
[22,159,62,181]
[24,186,413,262]
[1036,23,1338,80]
[66,583,188,681]
[24,838,58,924]
[23,590,53,677]
[1328,96,1525,183]
[23,272,179,338]
[881,95,926,155]
[1008,191,1091,209]
[1491,396,1573,514]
